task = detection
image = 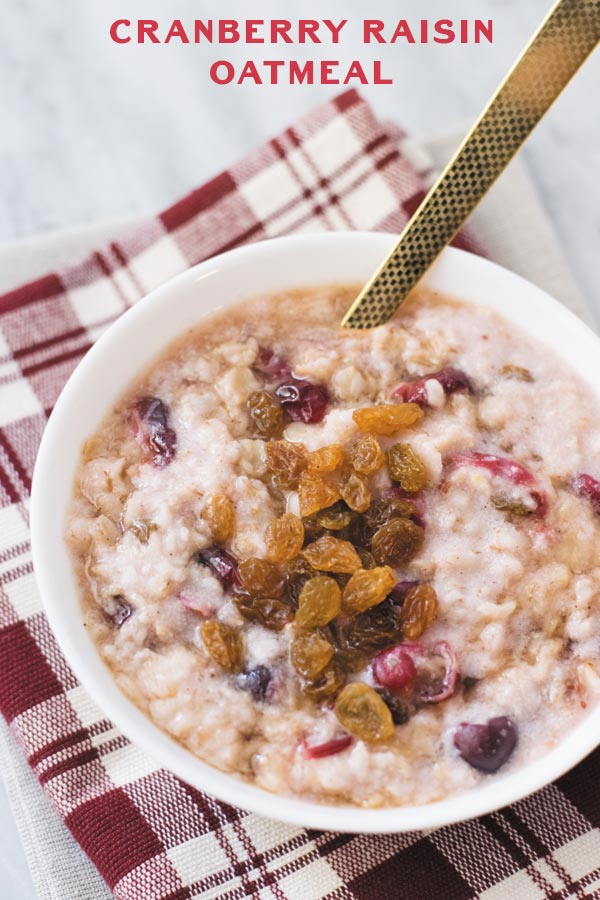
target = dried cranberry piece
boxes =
[372,646,417,694]
[409,641,458,702]
[392,368,472,406]
[236,665,272,701]
[302,734,353,759]
[573,474,600,515]
[110,596,133,627]
[372,640,458,703]
[447,451,547,518]
[255,346,292,381]
[449,451,535,485]
[388,580,420,606]
[195,548,242,590]
[275,379,329,424]
[454,716,517,773]
[133,396,177,467]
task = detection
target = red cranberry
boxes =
[372,646,418,694]
[573,474,600,515]
[449,451,535,485]
[195,548,241,590]
[275,379,329,424]
[255,347,292,381]
[236,666,271,701]
[454,716,517,773]
[392,367,472,406]
[447,451,547,517]
[132,396,177,467]
[409,641,458,702]
[373,641,458,703]
[302,734,353,759]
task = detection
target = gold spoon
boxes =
[342,0,600,329]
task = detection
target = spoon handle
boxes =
[342,0,600,329]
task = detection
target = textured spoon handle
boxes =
[342,0,600,329]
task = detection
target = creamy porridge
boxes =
[66,285,600,808]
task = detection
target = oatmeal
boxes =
[66,285,600,807]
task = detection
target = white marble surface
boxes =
[1,1,599,897]
[2,0,599,306]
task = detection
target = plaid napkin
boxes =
[1,89,599,900]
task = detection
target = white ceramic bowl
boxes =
[31,232,600,833]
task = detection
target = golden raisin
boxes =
[401,584,438,639]
[301,662,346,701]
[200,620,243,672]
[358,548,377,569]
[235,595,292,631]
[342,566,396,614]
[265,440,308,489]
[365,497,418,532]
[386,443,428,492]
[291,632,334,680]
[204,494,235,544]
[284,556,316,606]
[298,471,340,517]
[334,683,394,744]
[338,469,371,513]
[247,391,284,438]
[307,443,345,474]
[332,601,402,663]
[238,558,284,598]
[315,502,353,531]
[295,575,341,628]
[348,435,384,474]
[265,513,304,563]
[353,403,423,436]
[303,535,362,574]
[371,519,424,566]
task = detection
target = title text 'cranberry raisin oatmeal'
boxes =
[67,285,600,807]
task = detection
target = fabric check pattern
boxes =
[0,89,599,900]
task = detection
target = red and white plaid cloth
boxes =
[1,89,599,900]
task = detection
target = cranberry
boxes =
[132,396,177,467]
[409,641,458,702]
[275,378,329,424]
[302,734,353,759]
[573,474,600,515]
[449,451,535,485]
[388,580,420,606]
[373,641,458,703]
[255,347,292,381]
[372,646,418,694]
[447,451,547,517]
[454,716,517,773]
[195,548,241,590]
[392,367,472,406]
[237,666,271,701]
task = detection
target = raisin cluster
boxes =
[192,355,446,744]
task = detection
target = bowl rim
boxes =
[30,231,600,833]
